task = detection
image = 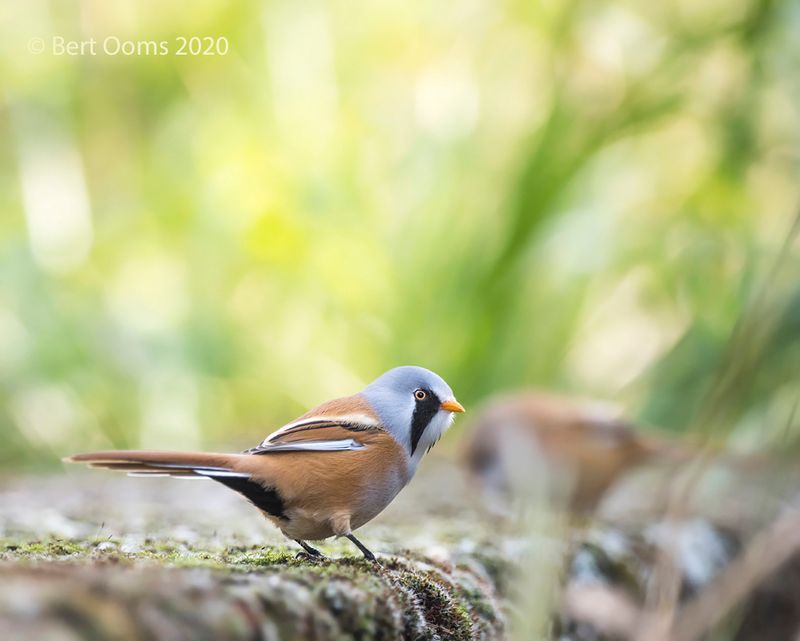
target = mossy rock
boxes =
[0,538,506,641]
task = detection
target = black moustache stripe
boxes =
[410,391,440,456]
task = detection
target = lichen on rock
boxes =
[0,538,506,641]
[0,473,510,641]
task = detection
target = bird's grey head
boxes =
[361,366,464,468]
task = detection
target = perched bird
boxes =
[462,392,683,514]
[66,366,464,561]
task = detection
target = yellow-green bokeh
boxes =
[0,0,798,467]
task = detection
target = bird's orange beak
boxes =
[440,398,465,413]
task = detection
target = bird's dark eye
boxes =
[414,389,427,401]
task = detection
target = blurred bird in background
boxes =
[462,391,692,515]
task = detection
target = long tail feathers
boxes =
[65,450,287,519]
[64,450,249,479]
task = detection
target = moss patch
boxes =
[0,537,505,640]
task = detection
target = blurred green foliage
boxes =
[0,0,799,468]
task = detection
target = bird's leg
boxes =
[346,533,377,562]
[294,539,324,559]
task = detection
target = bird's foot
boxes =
[345,533,380,564]
[294,539,326,561]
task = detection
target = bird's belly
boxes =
[348,476,405,530]
[269,461,408,541]
[274,513,336,541]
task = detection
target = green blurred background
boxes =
[0,0,799,468]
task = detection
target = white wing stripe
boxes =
[261,413,380,446]
[258,438,365,453]
[196,470,252,478]
[127,472,171,478]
